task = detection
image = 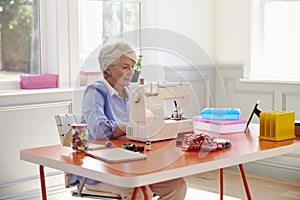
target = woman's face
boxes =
[107,55,135,88]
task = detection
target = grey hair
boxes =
[98,38,137,74]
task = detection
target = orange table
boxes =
[20,124,300,200]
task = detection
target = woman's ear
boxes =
[103,69,111,79]
[105,68,112,76]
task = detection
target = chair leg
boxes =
[77,177,87,197]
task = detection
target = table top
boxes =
[20,124,300,187]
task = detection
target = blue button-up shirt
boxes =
[81,78,130,140]
[70,78,130,185]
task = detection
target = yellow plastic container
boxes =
[259,111,295,141]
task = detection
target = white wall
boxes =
[144,0,252,78]
[144,0,253,74]
[157,0,215,61]
[143,0,215,67]
[215,0,251,77]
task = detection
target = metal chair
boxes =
[54,114,121,199]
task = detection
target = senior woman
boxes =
[74,38,187,200]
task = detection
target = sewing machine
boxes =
[126,81,194,142]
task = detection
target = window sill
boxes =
[0,87,85,97]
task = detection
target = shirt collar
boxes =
[101,77,129,97]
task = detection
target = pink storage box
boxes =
[193,116,247,135]
[80,71,102,86]
[20,74,59,89]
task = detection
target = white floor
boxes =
[185,187,240,200]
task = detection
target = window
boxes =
[0,0,142,90]
[79,0,141,73]
[251,0,300,80]
[0,0,41,81]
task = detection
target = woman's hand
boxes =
[113,122,127,138]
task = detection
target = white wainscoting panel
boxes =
[0,88,77,185]
[0,102,72,184]
[284,93,300,118]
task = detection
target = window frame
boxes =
[0,0,74,90]
[40,0,76,88]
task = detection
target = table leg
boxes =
[131,187,139,200]
[140,186,149,200]
[220,168,223,200]
[39,165,47,200]
[239,164,252,200]
[131,186,149,200]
